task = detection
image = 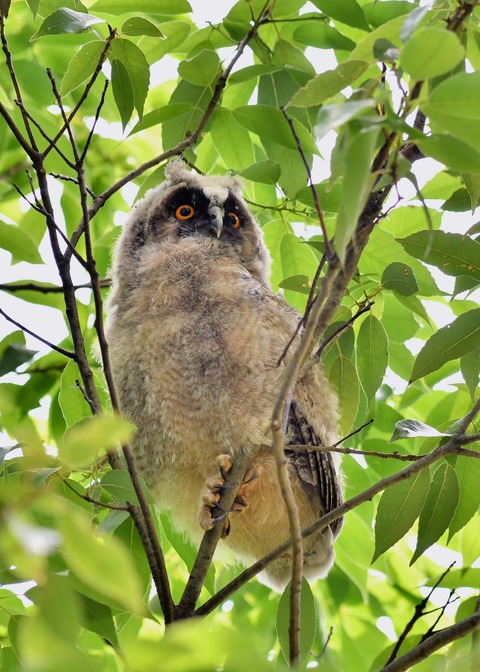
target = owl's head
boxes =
[116,159,270,283]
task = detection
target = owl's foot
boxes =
[198,454,262,537]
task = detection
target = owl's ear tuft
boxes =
[165,157,191,184]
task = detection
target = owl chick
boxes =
[105,160,343,591]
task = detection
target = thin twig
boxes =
[50,173,97,199]
[60,477,129,511]
[0,307,76,359]
[315,300,374,360]
[280,106,332,258]
[81,78,109,163]
[0,280,110,294]
[385,563,456,665]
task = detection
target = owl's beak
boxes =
[207,206,224,238]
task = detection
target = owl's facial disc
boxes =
[166,186,243,241]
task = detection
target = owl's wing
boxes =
[285,402,343,538]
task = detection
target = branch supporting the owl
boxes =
[175,449,252,619]
[194,409,480,617]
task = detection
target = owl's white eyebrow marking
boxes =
[201,185,230,206]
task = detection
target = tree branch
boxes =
[195,428,478,617]
[380,610,480,672]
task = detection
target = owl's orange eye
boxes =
[175,205,195,220]
[227,212,240,229]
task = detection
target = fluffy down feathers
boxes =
[106,160,343,590]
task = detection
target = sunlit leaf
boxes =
[234,105,318,154]
[178,50,220,87]
[60,414,134,468]
[381,262,418,296]
[417,135,480,175]
[121,17,163,37]
[61,41,106,96]
[276,579,316,667]
[398,230,480,282]
[61,510,145,614]
[311,0,369,30]
[289,61,368,107]
[411,462,459,564]
[448,454,480,540]
[372,469,430,562]
[356,314,388,408]
[460,344,480,401]
[31,8,104,40]
[92,0,192,13]
[210,107,255,170]
[0,219,43,264]
[111,58,134,129]
[328,355,360,436]
[390,419,448,443]
[100,469,154,505]
[110,37,150,120]
[400,28,464,80]
[411,308,480,382]
[238,160,281,185]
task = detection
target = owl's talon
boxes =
[198,458,263,535]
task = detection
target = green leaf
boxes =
[448,455,480,540]
[60,414,135,468]
[398,231,480,282]
[390,419,448,443]
[460,344,480,401]
[311,0,369,31]
[233,105,318,155]
[76,592,119,648]
[294,21,356,51]
[121,17,163,37]
[100,469,154,505]
[229,64,283,85]
[400,28,464,81]
[31,8,104,40]
[356,314,388,408]
[328,355,360,436]
[111,58,134,129]
[92,0,192,14]
[422,73,480,153]
[411,463,459,564]
[462,172,480,212]
[238,160,281,185]
[178,49,220,86]
[334,126,379,261]
[399,5,429,42]
[210,108,254,170]
[315,99,376,138]
[381,262,419,296]
[0,219,43,264]
[61,510,145,615]
[278,274,311,296]
[411,309,480,382]
[59,360,92,427]
[289,61,368,107]
[276,579,316,667]
[0,332,36,376]
[372,469,430,562]
[61,41,106,96]
[132,103,193,133]
[417,135,480,175]
[110,37,149,120]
